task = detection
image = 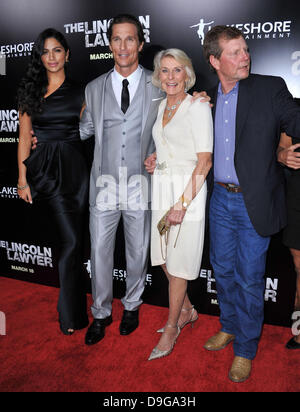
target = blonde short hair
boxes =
[152,48,196,91]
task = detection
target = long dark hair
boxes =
[17,28,70,115]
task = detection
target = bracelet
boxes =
[17,183,29,190]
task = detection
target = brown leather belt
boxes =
[216,182,242,193]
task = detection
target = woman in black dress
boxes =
[278,131,300,349]
[17,28,89,335]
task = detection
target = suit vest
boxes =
[101,73,144,182]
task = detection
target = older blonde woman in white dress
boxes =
[147,49,213,360]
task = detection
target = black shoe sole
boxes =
[119,323,139,336]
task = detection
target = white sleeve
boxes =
[188,99,214,153]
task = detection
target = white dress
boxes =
[151,94,213,280]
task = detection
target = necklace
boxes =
[166,99,182,118]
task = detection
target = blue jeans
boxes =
[209,183,270,360]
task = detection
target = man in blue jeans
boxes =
[202,26,300,382]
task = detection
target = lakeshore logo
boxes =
[84,259,91,277]
[230,20,292,40]
[64,15,151,51]
[84,259,152,285]
[0,240,53,268]
[190,18,292,46]
[0,42,34,58]
[0,109,19,133]
[190,19,214,45]
[0,186,18,199]
[113,268,152,286]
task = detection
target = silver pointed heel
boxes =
[180,306,198,329]
[148,325,180,361]
[157,306,198,333]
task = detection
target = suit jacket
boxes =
[208,73,300,237]
[80,66,164,206]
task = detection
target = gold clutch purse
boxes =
[157,210,182,260]
[157,211,170,236]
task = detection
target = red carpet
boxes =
[0,276,299,392]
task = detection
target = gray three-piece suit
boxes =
[80,67,164,319]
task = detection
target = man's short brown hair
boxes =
[203,25,246,71]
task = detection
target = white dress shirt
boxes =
[111,65,143,109]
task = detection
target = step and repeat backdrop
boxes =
[0,0,299,326]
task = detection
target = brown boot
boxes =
[204,331,235,351]
[229,356,252,383]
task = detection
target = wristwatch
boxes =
[180,195,191,210]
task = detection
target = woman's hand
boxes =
[30,130,38,150]
[278,142,300,169]
[166,201,186,226]
[18,185,32,204]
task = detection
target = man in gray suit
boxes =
[80,14,165,345]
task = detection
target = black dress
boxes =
[24,79,89,332]
[283,138,300,250]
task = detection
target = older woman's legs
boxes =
[161,264,197,327]
[154,265,187,352]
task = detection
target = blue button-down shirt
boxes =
[214,82,239,185]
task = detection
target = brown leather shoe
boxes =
[229,356,252,383]
[204,331,235,351]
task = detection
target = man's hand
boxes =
[192,91,212,106]
[277,143,300,169]
[144,152,157,174]
[30,130,38,150]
